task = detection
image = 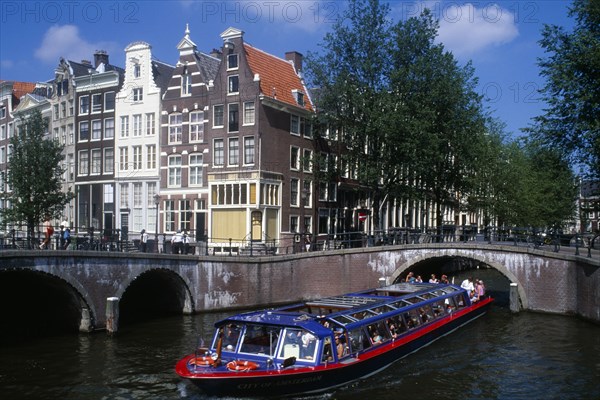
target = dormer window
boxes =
[134,64,141,78]
[292,89,304,106]
[227,54,238,70]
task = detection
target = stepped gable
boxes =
[243,44,313,112]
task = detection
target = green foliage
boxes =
[0,109,74,237]
[530,0,600,178]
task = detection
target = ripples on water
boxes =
[1,282,599,400]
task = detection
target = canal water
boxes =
[1,271,599,400]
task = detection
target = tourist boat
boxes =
[176,282,493,397]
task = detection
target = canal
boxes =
[1,270,598,400]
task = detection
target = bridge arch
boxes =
[116,268,194,325]
[388,250,529,309]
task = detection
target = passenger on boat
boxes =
[440,274,450,284]
[415,275,423,283]
[429,274,439,283]
[461,277,474,293]
[469,290,479,303]
[371,330,383,345]
[335,335,346,358]
[419,308,429,323]
[476,279,486,299]
[405,272,415,283]
[223,324,240,349]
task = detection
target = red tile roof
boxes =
[11,81,36,100]
[244,44,313,112]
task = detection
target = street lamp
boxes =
[153,193,160,253]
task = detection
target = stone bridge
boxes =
[0,243,598,335]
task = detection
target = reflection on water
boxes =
[1,271,599,400]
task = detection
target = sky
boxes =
[0,0,574,137]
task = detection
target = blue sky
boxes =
[0,1,573,137]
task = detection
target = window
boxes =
[119,183,129,208]
[165,200,175,232]
[104,91,115,111]
[228,103,239,132]
[60,102,66,118]
[133,114,142,137]
[213,105,224,127]
[79,121,89,141]
[304,216,312,234]
[169,113,182,143]
[227,54,238,69]
[244,136,255,165]
[104,118,114,139]
[145,113,155,135]
[189,154,203,186]
[146,145,156,169]
[189,111,204,142]
[228,75,239,94]
[290,146,299,170]
[319,182,327,201]
[0,147,5,164]
[290,178,299,206]
[91,149,101,174]
[303,149,312,172]
[303,180,311,207]
[182,72,192,95]
[119,147,128,170]
[0,106,6,119]
[213,139,224,166]
[228,138,239,165]
[78,150,89,175]
[290,216,298,233]
[68,124,74,144]
[243,101,255,125]
[0,125,5,140]
[68,99,74,116]
[120,116,129,137]
[133,88,143,102]
[53,104,59,120]
[91,120,102,140]
[104,148,114,174]
[320,152,329,172]
[180,200,192,231]
[79,96,89,114]
[92,93,102,112]
[290,114,299,135]
[134,63,141,78]
[168,155,182,187]
[133,146,142,170]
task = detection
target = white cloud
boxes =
[34,25,117,64]
[436,3,519,57]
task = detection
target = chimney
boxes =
[94,50,109,68]
[210,48,222,59]
[81,59,92,66]
[285,51,303,72]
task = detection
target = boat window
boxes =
[372,305,395,314]
[386,315,407,337]
[321,337,334,363]
[444,296,457,312]
[405,297,424,304]
[278,328,319,361]
[239,324,281,357]
[403,310,421,329]
[221,323,242,351]
[330,315,356,325]
[350,310,377,320]
[442,287,457,294]
[418,305,434,323]
[431,300,446,318]
[347,327,371,353]
[454,294,466,309]
[367,320,390,345]
[420,293,435,300]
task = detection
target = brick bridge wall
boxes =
[1,244,598,330]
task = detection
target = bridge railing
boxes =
[0,223,597,259]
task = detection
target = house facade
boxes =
[159,26,220,242]
[114,42,173,239]
[73,51,124,234]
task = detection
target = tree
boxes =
[530,0,600,178]
[1,109,74,245]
